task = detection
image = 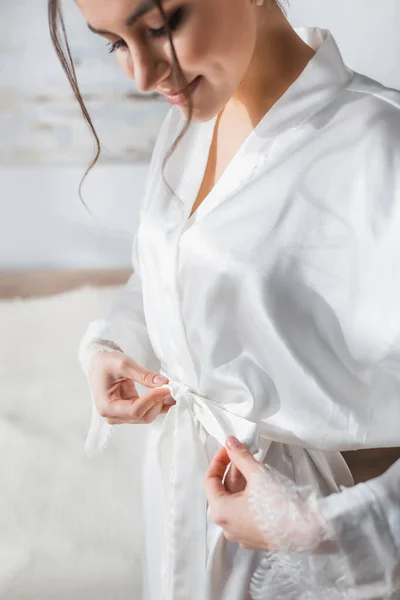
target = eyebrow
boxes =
[87,0,157,35]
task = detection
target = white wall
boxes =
[0,165,147,270]
[2,0,400,270]
[289,0,400,89]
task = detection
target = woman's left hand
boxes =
[204,436,270,550]
[205,436,328,552]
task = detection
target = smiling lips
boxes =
[159,76,200,96]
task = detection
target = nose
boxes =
[130,45,170,93]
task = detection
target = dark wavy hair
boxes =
[47,0,194,210]
[48,1,289,210]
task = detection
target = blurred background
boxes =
[1,1,399,599]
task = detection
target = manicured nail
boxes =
[226,436,243,450]
[163,396,176,405]
[153,375,168,384]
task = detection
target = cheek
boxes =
[177,4,255,80]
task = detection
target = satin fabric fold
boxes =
[157,370,264,598]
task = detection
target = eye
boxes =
[106,7,186,54]
[148,7,186,38]
[107,39,128,54]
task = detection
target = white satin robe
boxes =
[79,27,400,599]
[318,458,400,598]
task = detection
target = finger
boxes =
[108,377,139,402]
[119,355,170,389]
[105,399,175,424]
[204,445,232,504]
[141,398,170,423]
[224,463,247,494]
[103,388,172,420]
[224,436,260,481]
[160,401,177,414]
[135,389,176,418]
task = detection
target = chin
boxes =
[177,101,222,123]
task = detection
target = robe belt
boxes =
[156,371,265,600]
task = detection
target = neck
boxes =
[225,13,316,128]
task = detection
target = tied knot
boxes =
[159,370,198,404]
[158,368,261,455]
[170,379,193,401]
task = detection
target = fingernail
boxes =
[153,375,168,384]
[226,436,243,450]
[163,396,176,405]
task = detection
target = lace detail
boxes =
[248,464,332,554]
[319,478,400,599]
[249,551,349,600]
[78,337,124,378]
[247,464,352,599]
[247,463,400,599]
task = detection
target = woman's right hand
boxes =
[88,350,176,425]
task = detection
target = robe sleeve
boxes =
[315,331,400,595]
[338,107,400,447]
[317,458,400,598]
[248,455,400,598]
[78,105,178,455]
[78,230,161,375]
[78,232,162,456]
[321,102,400,594]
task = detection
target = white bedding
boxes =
[0,285,146,599]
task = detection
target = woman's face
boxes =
[75,0,261,121]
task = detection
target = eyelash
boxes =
[107,7,185,53]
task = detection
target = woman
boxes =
[48,0,400,598]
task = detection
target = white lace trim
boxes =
[247,464,350,598]
[247,463,400,599]
[78,337,124,378]
[249,550,350,600]
[248,464,332,554]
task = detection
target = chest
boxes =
[189,118,253,219]
[140,120,391,376]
